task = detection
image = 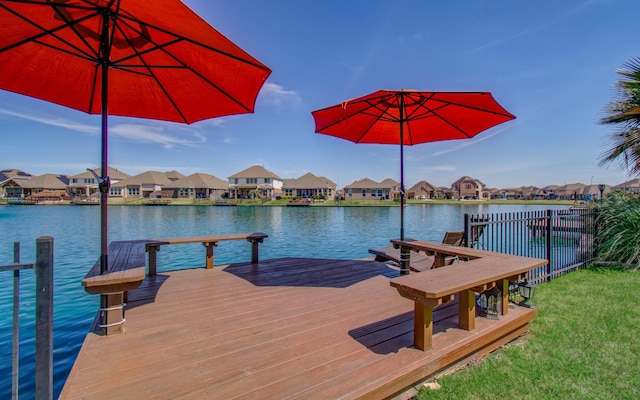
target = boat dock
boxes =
[60,255,535,399]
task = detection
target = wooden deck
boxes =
[60,257,536,399]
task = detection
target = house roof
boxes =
[164,170,186,181]
[407,180,437,193]
[451,176,485,187]
[0,169,32,182]
[343,178,397,189]
[228,165,281,180]
[614,179,640,188]
[20,174,69,189]
[165,173,228,189]
[70,167,131,181]
[283,173,337,189]
[113,171,173,187]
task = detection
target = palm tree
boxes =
[600,57,640,176]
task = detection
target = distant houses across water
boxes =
[1,166,638,204]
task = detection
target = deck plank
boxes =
[61,257,536,399]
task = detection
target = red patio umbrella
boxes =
[312,89,515,270]
[0,1,271,276]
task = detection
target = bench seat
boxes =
[389,239,547,351]
[82,240,148,295]
[146,232,268,275]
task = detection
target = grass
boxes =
[418,267,640,400]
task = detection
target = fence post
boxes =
[12,242,20,400]
[463,213,471,247]
[546,209,553,281]
[35,236,53,400]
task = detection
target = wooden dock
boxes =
[60,257,535,399]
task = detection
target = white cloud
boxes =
[109,123,206,149]
[432,129,507,156]
[0,108,97,134]
[0,107,207,149]
[258,82,302,107]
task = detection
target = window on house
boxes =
[264,178,271,183]
[362,189,366,197]
[465,184,472,189]
[247,178,257,184]
[128,187,140,196]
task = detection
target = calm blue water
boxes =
[0,203,568,398]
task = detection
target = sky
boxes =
[1,0,639,190]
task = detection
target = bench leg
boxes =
[414,302,433,351]
[500,279,510,315]
[100,292,125,336]
[147,246,158,276]
[204,242,216,269]
[249,240,261,264]
[458,290,476,330]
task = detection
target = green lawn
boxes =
[418,267,640,400]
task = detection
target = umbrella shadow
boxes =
[221,257,400,288]
[126,273,171,309]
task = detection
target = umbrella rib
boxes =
[0,3,99,60]
[353,98,399,142]
[109,18,260,116]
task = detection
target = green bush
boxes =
[593,191,640,269]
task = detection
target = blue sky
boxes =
[1,0,638,189]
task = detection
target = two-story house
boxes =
[228,165,283,200]
[450,176,487,200]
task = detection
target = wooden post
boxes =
[458,289,475,330]
[251,240,259,264]
[400,246,410,275]
[414,302,433,351]
[12,242,20,400]
[500,279,510,315]
[101,292,125,335]
[204,242,216,269]
[35,236,53,400]
[147,245,158,276]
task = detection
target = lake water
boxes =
[0,203,569,398]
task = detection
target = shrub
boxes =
[593,191,640,269]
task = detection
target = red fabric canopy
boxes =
[0,0,271,279]
[312,90,515,145]
[312,89,515,251]
[0,0,271,123]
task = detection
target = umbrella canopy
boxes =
[0,1,271,276]
[312,89,516,264]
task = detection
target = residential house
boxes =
[407,180,438,199]
[111,171,174,199]
[342,178,398,200]
[493,186,538,200]
[11,174,69,199]
[67,167,131,198]
[613,179,640,195]
[165,173,229,200]
[450,176,487,200]
[228,165,283,199]
[282,172,337,199]
[581,184,610,201]
[0,169,32,197]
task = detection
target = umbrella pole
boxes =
[399,94,409,275]
[99,12,112,336]
[99,12,110,275]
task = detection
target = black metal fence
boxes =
[1,237,53,400]
[464,208,597,285]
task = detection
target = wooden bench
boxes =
[389,239,547,351]
[82,240,149,335]
[145,232,268,275]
